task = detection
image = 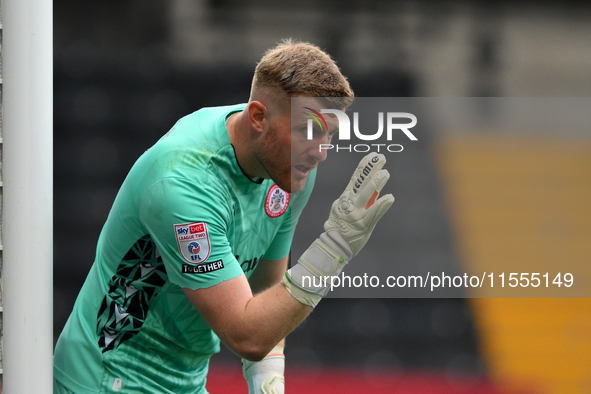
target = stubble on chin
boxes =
[253,126,294,193]
[271,166,293,193]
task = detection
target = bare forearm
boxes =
[248,256,289,295]
[185,275,310,362]
[229,283,310,360]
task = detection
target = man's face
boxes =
[254,97,338,194]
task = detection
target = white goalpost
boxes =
[2,0,53,392]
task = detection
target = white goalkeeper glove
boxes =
[283,152,395,307]
[242,345,285,394]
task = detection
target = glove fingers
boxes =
[354,152,386,173]
[346,153,387,193]
[366,193,395,224]
[357,169,390,209]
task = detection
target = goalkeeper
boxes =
[54,39,393,394]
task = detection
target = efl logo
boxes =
[174,222,211,264]
[304,108,417,153]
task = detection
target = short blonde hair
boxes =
[252,39,354,110]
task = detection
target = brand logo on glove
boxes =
[352,156,381,193]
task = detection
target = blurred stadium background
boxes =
[53,1,591,393]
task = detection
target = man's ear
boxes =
[247,101,267,133]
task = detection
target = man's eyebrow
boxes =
[293,120,310,127]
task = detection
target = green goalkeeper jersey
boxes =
[54,104,315,393]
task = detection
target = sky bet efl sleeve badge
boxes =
[265,184,290,218]
[174,222,211,264]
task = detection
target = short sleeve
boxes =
[140,175,244,290]
[262,169,317,260]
